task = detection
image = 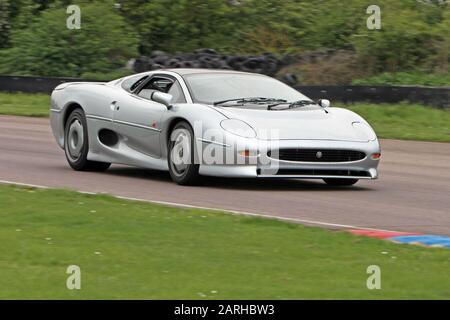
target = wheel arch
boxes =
[63,102,84,129]
[163,117,193,156]
[59,102,85,149]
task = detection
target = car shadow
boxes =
[105,166,171,180]
[106,166,372,192]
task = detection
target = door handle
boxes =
[110,101,119,111]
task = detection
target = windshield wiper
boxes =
[268,100,317,110]
[214,97,287,106]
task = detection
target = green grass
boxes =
[352,71,450,87]
[0,184,449,299]
[0,93,449,142]
[0,92,50,117]
[342,103,450,142]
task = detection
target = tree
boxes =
[431,8,450,73]
[9,0,40,30]
[0,1,139,77]
[0,0,11,48]
[237,0,311,54]
[351,1,445,73]
[119,0,247,54]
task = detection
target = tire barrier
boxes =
[133,48,289,78]
[132,48,352,85]
[0,75,448,109]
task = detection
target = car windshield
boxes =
[184,73,313,106]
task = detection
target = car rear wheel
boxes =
[168,121,200,185]
[323,178,359,186]
[64,108,111,171]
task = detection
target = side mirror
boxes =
[151,91,173,109]
[318,99,330,108]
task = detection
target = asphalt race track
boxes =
[0,115,449,235]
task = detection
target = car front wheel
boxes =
[64,108,111,171]
[168,121,200,185]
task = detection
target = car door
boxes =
[112,75,169,158]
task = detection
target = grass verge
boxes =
[0,92,50,117]
[0,184,449,299]
[343,103,450,142]
[0,93,449,142]
[352,71,450,87]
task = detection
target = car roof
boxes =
[164,68,263,77]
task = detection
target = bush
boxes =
[1,0,448,81]
[277,50,366,85]
[351,1,448,73]
[0,0,11,49]
[0,2,138,77]
[120,0,244,55]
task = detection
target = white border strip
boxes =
[0,179,398,233]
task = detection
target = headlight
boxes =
[352,122,377,141]
[220,119,256,138]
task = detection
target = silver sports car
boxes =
[50,69,381,185]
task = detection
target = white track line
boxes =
[0,179,399,233]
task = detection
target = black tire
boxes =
[168,121,201,185]
[323,178,359,186]
[64,108,111,172]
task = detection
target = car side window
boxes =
[168,81,187,103]
[137,77,186,103]
[121,75,148,93]
[152,78,173,92]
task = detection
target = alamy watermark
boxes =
[366,5,381,30]
[366,265,381,290]
[66,5,81,30]
[169,121,281,174]
[66,265,81,290]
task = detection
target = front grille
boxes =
[257,169,371,177]
[268,149,366,163]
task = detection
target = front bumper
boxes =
[198,137,380,179]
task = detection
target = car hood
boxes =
[214,106,371,142]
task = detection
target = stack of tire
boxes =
[132,48,299,85]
